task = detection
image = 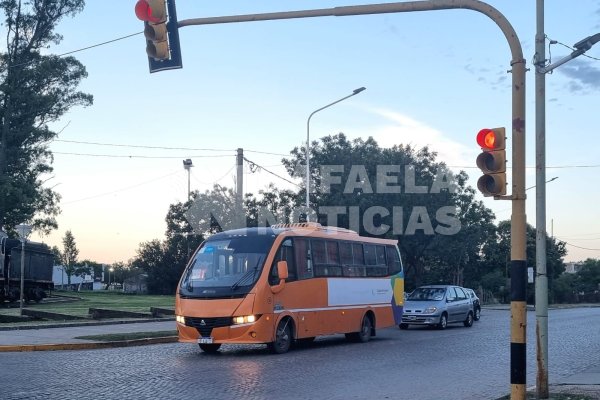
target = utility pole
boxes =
[534,3,599,396]
[236,148,244,228]
[534,1,549,397]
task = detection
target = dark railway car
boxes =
[1,237,55,303]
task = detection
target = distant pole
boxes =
[183,159,193,201]
[236,148,244,228]
[16,224,32,316]
[306,87,366,220]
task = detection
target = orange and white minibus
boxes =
[175,223,404,354]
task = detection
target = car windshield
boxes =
[181,235,274,290]
[408,287,446,301]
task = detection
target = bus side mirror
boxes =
[271,261,288,294]
[277,261,289,280]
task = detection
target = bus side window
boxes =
[269,239,297,285]
[294,238,313,280]
[386,246,402,274]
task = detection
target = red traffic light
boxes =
[135,0,165,24]
[476,128,499,150]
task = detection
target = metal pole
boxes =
[306,87,366,219]
[19,238,25,315]
[236,148,244,228]
[535,0,549,397]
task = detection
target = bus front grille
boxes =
[186,317,233,337]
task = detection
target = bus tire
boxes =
[268,318,292,354]
[347,313,373,343]
[199,343,221,353]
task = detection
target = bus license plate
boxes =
[198,337,214,344]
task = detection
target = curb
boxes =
[0,335,179,352]
[0,317,175,331]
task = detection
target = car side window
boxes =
[446,287,457,302]
[455,287,467,300]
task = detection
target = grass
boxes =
[74,330,178,342]
[1,290,174,318]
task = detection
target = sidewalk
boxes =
[0,319,177,351]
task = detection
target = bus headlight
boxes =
[233,315,257,325]
[176,315,186,324]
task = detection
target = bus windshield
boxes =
[180,234,276,296]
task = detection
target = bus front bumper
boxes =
[177,314,276,345]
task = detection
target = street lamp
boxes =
[108,267,114,288]
[305,87,366,220]
[183,159,193,201]
[16,223,32,316]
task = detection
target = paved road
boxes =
[2,307,599,400]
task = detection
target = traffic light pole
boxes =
[176,2,528,398]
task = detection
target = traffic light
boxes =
[476,127,507,197]
[135,0,182,73]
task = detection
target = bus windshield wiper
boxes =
[231,258,261,290]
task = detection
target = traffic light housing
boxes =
[476,127,507,197]
[135,0,182,73]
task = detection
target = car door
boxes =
[445,287,461,322]
[454,287,471,320]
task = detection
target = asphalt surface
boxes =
[0,309,599,399]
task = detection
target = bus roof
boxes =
[206,223,397,245]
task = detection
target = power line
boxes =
[548,35,600,62]
[243,157,301,188]
[450,164,600,169]
[10,32,144,69]
[54,139,235,152]
[62,169,181,205]
[54,139,289,157]
[563,241,600,251]
[53,151,232,159]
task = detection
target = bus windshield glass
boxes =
[180,234,275,295]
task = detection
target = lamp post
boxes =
[305,87,366,220]
[16,223,32,316]
[535,2,599,395]
[108,267,114,288]
[183,159,193,201]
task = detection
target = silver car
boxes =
[400,285,474,330]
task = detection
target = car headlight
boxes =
[233,315,257,324]
[176,315,186,324]
[423,307,438,314]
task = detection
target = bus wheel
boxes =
[199,343,221,353]
[347,313,373,343]
[268,319,292,354]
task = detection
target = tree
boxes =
[282,133,496,290]
[59,229,80,285]
[131,195,206,295]
[480,220,567,303]
[0,0,93,234]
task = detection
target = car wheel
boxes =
[199,343,221,353]
[438,313,448,330]
[474,307,481,321]
[399,323,409,330]
[268,318,293,354]
[464,311,474,327]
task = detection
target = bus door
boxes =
[269,238,322,338]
